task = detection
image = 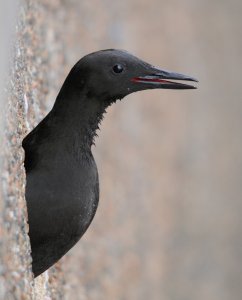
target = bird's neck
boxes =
[49,87,107,150]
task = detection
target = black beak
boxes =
[132,67,198,90]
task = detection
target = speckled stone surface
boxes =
[1,0,66,298]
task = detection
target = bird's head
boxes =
[62,49,197,105]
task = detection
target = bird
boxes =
[22,49,197,277]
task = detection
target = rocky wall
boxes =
[1,1,69,298]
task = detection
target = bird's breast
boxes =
[26,152,99,247]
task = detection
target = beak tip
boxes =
[187,85,197,90]
[185,76,198,83]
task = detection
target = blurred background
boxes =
[1,0,242,299]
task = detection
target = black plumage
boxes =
[22,49,197,277]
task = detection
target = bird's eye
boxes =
[113,64,124,74]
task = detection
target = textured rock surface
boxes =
[1,0,67,298]
[1,0,242,299]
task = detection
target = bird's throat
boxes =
[51,91,108,149]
